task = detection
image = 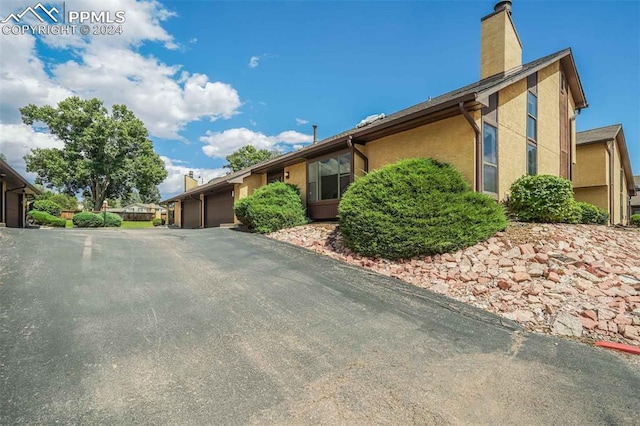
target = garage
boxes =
[205,188,234,228]
[181,198,201,229]
[1,158,40,228]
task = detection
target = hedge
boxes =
[234,182,307,233]
[103,212,122,227]
[27,210,66,227]
[152,218,165,226]
[32,199,62,217]
[631,214,640,227]
[575,202,609,225]
[72,212,104,228]
[338,158,507,259]
[508,175,578,223]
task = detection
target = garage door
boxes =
[5,192,22,228]
[205,189,234,228]
[182,199,201,229]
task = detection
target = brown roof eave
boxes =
[0,159,41,195]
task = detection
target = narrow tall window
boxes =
[483,123,498,194]
[620,169,624,223]
[527,73,538,175]
[481,93,498,196]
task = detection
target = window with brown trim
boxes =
[481,93,498,195]
[527,73,538,175]
[307,152,351,202]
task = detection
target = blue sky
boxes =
[0,0,638,198]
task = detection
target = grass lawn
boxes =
[121,221,154,228]
[65,220,154,228]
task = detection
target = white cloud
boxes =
[0,0,242,140]
[248,56,260,68]
[189,38,198,44]
[158,156,225,196]
[248,53,276,69]
[0,123,64,177]
[200,128,313,158]
[296,118,309,125]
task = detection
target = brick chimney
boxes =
[480,1,522,79]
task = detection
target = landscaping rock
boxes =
[268,222,640,347]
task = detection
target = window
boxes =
[527,143,537,176]
[620,169,624,222]
[483,123,498,194]
[307,152,351,202]
[526,74,538,175]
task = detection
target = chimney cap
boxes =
[494,0,512,12]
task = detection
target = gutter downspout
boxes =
[459,102,482,192]
[606,140,614,225]
[347,136,369,176]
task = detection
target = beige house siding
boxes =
[284,161,307,205]
[574,144,607,188]
[233,173,267,223]
[361,114,477,189]
[496,78,526,198]
[174,200,182,227]
[574,186,609,212]
[481,9,522,79]
[537,62,561,177]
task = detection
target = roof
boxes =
[576,124,622,145]
[634,176,640,190]
[0,158,40,195]
[162,48,587,203]
[577,124,635,195]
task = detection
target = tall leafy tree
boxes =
[224,145,279,173]
[21,97,167,211]
[35,189,79,211]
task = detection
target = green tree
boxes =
[224,145,279,173]
[35,189,79,211]
[0,152,7,162]
[21,97,167,211]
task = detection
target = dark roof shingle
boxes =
[576,124,622,145]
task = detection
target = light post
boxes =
[102,200,108,227]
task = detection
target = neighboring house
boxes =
[629,176,640,216]
[0,158,40,228]
[108,203,166,219]
[162,1,590,228]
[574,125,636,225]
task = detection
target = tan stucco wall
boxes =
[481,10,522,79]
[496,62,564,199]
[497,78,526,198]
[232,173,267,223]
[200,193,205,228]
[537,62,561,177]
[174,200,181,227]
[354,152,366,179]
[612,136,628,224]
[361,114,476,189]
[574,144,607,188]
[574,186,608,212]
[284,161,307,206]
[184,175,198,191]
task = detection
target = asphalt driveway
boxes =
[0,228,638,424]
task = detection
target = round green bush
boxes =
[72,212,104,228]
[234,182,307,234]
[576,202,609,225]
[104,212,122,227]
[153,218,163,226]
[631,214,640,227]
[508,175,577,223]
[338,158,507,259]
[27,210,66,227]
[32,199,62,217]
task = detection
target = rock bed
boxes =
[268,222,640,347]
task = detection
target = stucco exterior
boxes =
[481,8,522,79]
[232,172,267,223]
[537,62,561,177]
[284,161,307,205]
[361,114,477,189]
[574,136,633,225]
[496,78,526,198]
[574,186,608,212]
